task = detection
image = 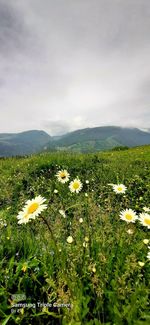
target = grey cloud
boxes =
[0,0,150,134]
[43,120,71,136]
[0,1,29,56]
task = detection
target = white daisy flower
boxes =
[17,210,32,224]
[79,218,83,223]
[126,229,134,234]
[67,236,73,244]
[54,189,58,193]
[83,242,88,248]
[69,178,83,193]
[143,207,150,212]
[59,209,66,218]
[56,170,70,183]
[17,196,47,224]
[112,184,127,194]
[147,252,150,260]
[119,209,138,223]
[139,213,150,229]
[143,239,149,245]
[138,261,145,267]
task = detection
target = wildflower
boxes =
[69,178,83,193]
[17,210,32,224]
[143,207,150,212]
[85,193,88,197]
[79,218,83,223]
[126,229,134,234]
[22,263,27,272]
[139,213,150,229]
[59,209,66,218]
[147,252,150,260]
[54,189,58,193]
[0,219,7,227]
[56,170,70,183]
[85,180,89,184]
[138,261,145,267]
[17,196,47,224]
[83,242,88,248]
[92,266,96,273]
[67,236,73,244]
[119,209,138,223]
[84,236,89,242]
[112,184,127,194]
[143,239,149,245]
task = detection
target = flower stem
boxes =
[41,216,59,254]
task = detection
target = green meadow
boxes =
[0,146,150,325]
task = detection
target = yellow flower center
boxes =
[60,172,66,179]
[144,218,150,226]
[125,214,133,221]
[73,182,80,190]
[118,187,123,191]
[28,202,39,214]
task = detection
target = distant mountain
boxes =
[0,126,150,157]
[49,126,150,153]
[0,130,51,157]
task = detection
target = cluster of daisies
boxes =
[109,183,150,229]
[16,169,85,225]
[56,169,83,193]
[16,176,150,239]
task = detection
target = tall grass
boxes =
[0,146,150,324]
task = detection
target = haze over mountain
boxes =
[0,126,150,157]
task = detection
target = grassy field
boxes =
[0,146,150,325]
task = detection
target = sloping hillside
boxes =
[0,130,51,157]
[52,126,150,152]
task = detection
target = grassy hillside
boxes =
[53,126,150,152]
[0,130,51,157]
[1,127,150,156]
[0,146,150,324]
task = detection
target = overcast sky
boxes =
[0,0,150,135]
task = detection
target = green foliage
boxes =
[0,145,150,324]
